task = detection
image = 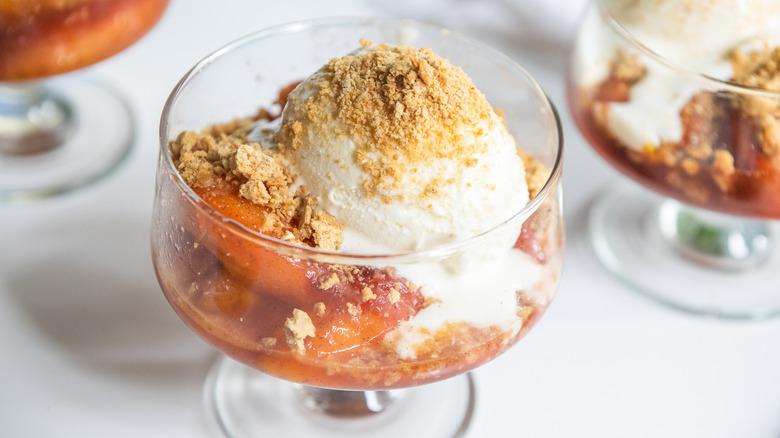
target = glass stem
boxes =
[656,199,772,271]
[0,82,73,155]
[296,385,407,418]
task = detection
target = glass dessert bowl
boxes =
[0,0,169,201]
[568,0,780,318]
[152,17,564,437]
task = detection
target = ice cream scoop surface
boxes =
[276,40,529,252]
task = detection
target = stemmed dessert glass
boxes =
[0,0,169,202]
[568,1,780,318]
[152,17,564,437]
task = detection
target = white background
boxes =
[2,1,780,437]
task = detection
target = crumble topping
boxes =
[711,149,735,191]
[518,149,548,198]
[611,49,646,84]
[308,210,343,250]
[388,286,400,304]
[729,46,780,165]
[730,46,780,116]
[347,302,360,316]
[169,118,343,250]
[278,40,497,199]
[284,309,316,354]
[318,272,341,290]
[760,114,780,167]
[361,286,377,302]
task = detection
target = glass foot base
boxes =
[0,76,134,202]
[589,182,780,319]
[204,356,475,438]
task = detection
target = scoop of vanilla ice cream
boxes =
[276,42,529,253]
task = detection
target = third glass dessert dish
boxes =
[569,0,780,318]
[152,17,564,437]
[0,0,169,201]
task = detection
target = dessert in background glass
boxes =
[0,0,169,201]
[568,0,780,318]
[152,17,564,437]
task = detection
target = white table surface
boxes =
[2,1,780,437]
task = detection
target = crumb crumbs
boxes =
[681,158,700,176]
[314,302,326,317]
[712,149,735,192]
[168,117,344,250]
[685,142,713,161]
[309,210,343,250]
[318,273,340,290]
[729,46,780,162]
[759,114,780,167]
[361,286,377,302]
[261,337,278,348]
[522,153,549,198]
[388,286,400,304]
[730,46,780,115]
[284,309,315,354]
[611,50,646,84]
[234,144,294,211]
[347,302,360,316]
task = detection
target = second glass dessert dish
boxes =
[152,17,564,437]
[569,0,780,318]
[0,0,169,201]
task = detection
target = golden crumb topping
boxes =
[729,46,780,116]
[279,41,496,198]
[730,46,780,93]
[318,272,341,290]
[284,309,315,354]
[517,149,547,198]
[346,302,360,316]
[611,49,646,84]
[388,286,401,304]
[169,118,343,250]
[361,286,377,302]
[235,144,292,207]
[729,46,780,164]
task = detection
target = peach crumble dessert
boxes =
[0,0,169,81]
[570,0,780,218]
[155,40,562,390]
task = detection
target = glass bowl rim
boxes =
[596,0,780,98]
[158,16,564,265]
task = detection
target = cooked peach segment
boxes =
[305,268,425,355]
[191,184,317,304]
